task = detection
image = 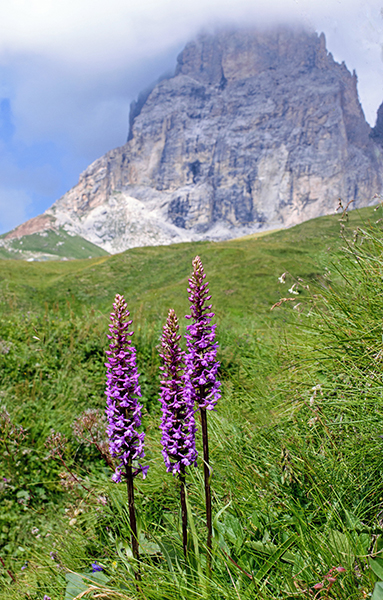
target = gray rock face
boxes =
[7,26,383,252]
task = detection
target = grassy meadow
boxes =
[0,228,109,261]
[1,205,383,599]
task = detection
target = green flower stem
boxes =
[126,463,140,581]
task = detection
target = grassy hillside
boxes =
[0,227,109,261]
[1,204,383,599]
[0,206,376,319]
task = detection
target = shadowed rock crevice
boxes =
[371,102,383,147]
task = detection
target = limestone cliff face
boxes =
[7,27,383,252]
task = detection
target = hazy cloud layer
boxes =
[0,0,383,234]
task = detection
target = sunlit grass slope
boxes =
[0,228,109,261]
[1,203,383,600]
[0,205,378,322]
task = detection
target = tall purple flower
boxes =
[159,308,197,558]
[105,294,145,579]
[185,256,220,573]
[185,256,221,410]
[105,294,147,483]
[159,309,197,475]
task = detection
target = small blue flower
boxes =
[91,561,103,572]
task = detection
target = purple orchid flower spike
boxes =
[159,309,197,558]
[159,309,197,475]
[105,293,146,579]
[185,255,221,574]
[185,256,221,411]
[105,294,146,483]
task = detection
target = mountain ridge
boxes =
[3,25,383,258]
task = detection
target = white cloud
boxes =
[0,0,368,68]
[0,0,381,147]
[0,1,379,71]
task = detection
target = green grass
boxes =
[0,206,378,319]
[0,228,109,261]
[1,204,383,599]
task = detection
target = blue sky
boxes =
[0,0,383,234]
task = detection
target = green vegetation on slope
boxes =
[0,228,109,261]
[0,206,376,319]
[1,204,383,599]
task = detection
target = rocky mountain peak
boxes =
[176,27,330,84]
[3,26,383,257]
